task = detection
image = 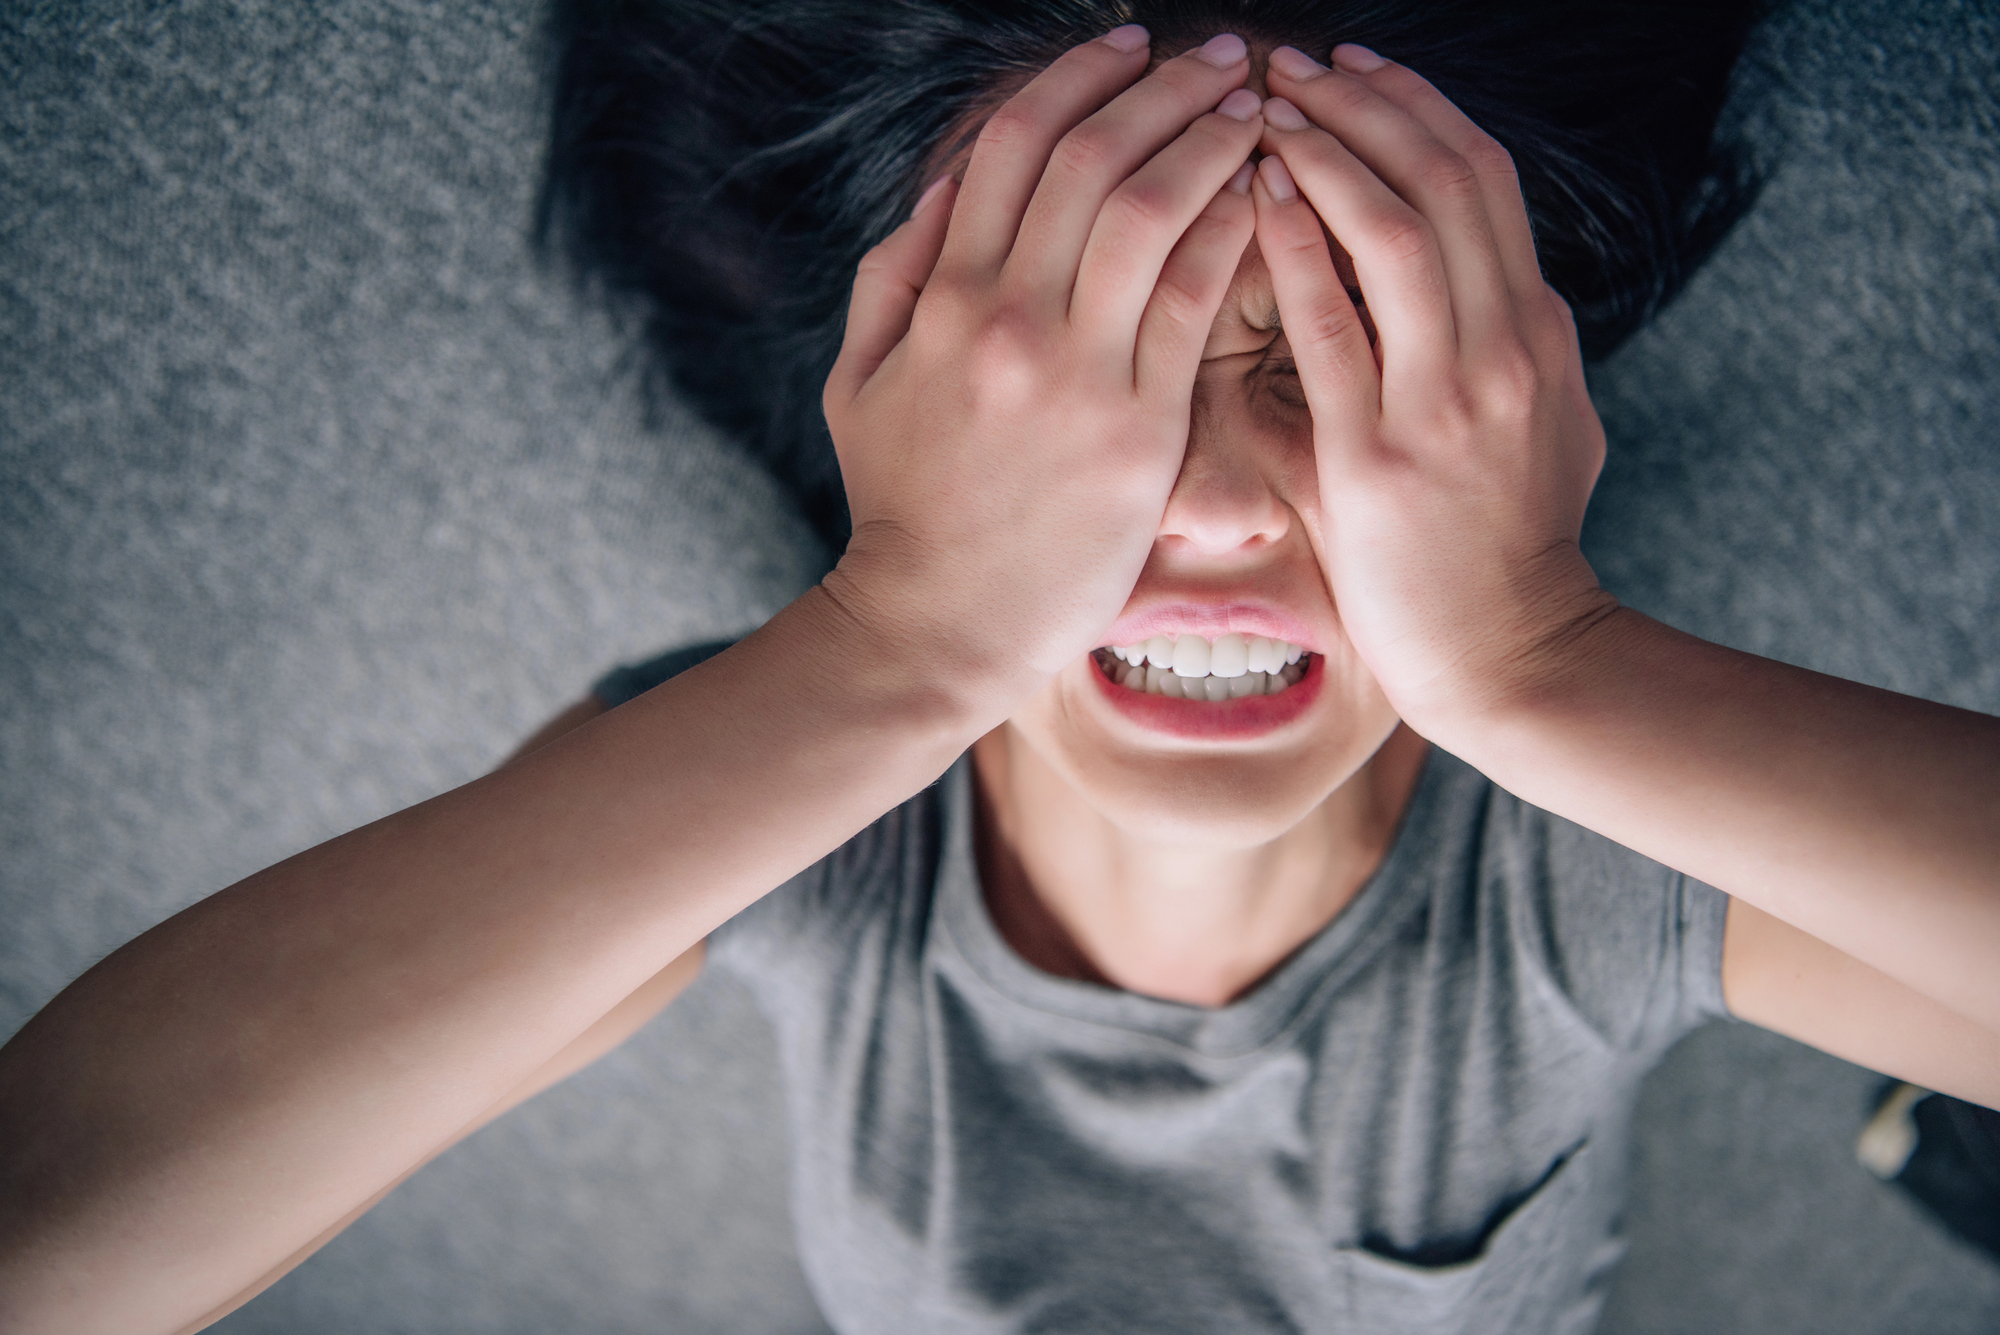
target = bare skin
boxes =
[1,27,1996,1335]
[965,221,1428,1006]
[0,33,1277,1332]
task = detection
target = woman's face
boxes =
[1000,233,1403,847]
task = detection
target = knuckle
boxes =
[1364,209,1435,267]
[1049,123,1119,182]
[1151,52,1228,98]
[1273,219,1334,266]
[966,308,1044,391]
[854,241,898,279]
[1413,145,1480,201]
[1101,176,1178,235]
[1294,301,1361,353]
[1269,225,1326,271]
[1476,338,1543,415]
[975,106,1041,156]
[1321,77,1374,118]
[1375,63,1426,95]
[1145,273,1211,331]
[1463,134,1518,184]
[1187,192,1252,239]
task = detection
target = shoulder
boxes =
[1426,753,1730,1048]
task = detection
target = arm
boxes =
[173,695,700,1333]
[1723,900,2000,1109]
[1464,610,2000,1055]
[0,589,965,1333]
[175,939,705,1335]
[0,28,1263,1333]
[1252,47,2000,1090]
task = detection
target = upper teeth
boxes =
[1107,634,1304,679]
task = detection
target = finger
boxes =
[1132,161,1257,399]
[1320,45,1542,300]
[1263,55,1514,351]
[1003,34,1254,303]
[934,27,1152,281]
[1256,98,1454,388]
[1068,91,1263,345]
[1252,156,1380,433]
[824,176,958,410]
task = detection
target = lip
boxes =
[1100,601,1321,654]
[1087,648,1323,741]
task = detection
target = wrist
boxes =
[1416,594,1639,784]
[814,522,1055,736]
[1391,547,1626,755]
[782,582,1011,766]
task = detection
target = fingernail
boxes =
[1268,46,1326,81]
[1332,43,1388,72]
[1216,88,1261,122]
[1226,160,1255,195]
[1194,33,1248,68]
[910,174,951,219]
[1258,156,1297,202]
[1099,24,1149,54]
[1261,96,1309,132]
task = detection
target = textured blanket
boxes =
[3,1,1996,1329]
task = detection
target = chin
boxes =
[1074,761,1344,848]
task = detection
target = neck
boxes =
[971,725,1429,1008]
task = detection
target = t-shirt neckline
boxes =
[934,746,1460,1061]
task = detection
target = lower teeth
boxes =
[1097,651,1308,699]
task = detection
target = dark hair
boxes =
[539,0,1767,547]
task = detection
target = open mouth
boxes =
[1093,633,1311,701]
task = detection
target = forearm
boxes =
[1445,607,2000,1032]
[164,943,706,1335]
[0,585,985,1333]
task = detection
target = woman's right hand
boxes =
[0,37,1268,1332]
[820,27,1264,724]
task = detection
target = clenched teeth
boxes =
[1097,633,1309,700]
[1107,633,1304,676]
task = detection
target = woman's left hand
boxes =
[1252,45,1615,739]
[1252,47,2000,1092]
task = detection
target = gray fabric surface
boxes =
[710,752,1727,1334]
[1,0,1996,1331]
[1581,1,2000,1327]
[2,3,832,1331]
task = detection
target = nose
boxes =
[1155,381,1291,556]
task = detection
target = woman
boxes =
[2,5,1996,1333]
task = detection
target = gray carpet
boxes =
[2,0,1997,1331]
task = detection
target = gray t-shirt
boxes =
[702,748,1732,1335]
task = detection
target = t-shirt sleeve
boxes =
[1513,801,1733,1054]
